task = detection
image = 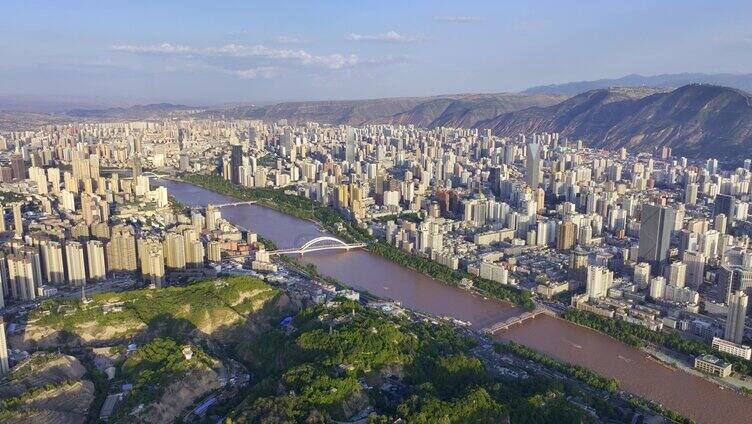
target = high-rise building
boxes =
[556,221,576,251]
[64,241,87,286]
[685,183,698,205]
[106,224,138,273]
[713,194,736,233]
[345,128,357,163]
[7,254,37,301]
[12,203,23,237]
[718,265,752,304]
[164,232,186,270]
[633,262,651,288]
[0,317,8,375]
[638,204,676,275]
[525,142,541,189]
[10,154,26,181]
[650,276,667,300]
[666,261,687,288]
[207,240,221,262]
[725,291,748,344]
[230,144,244,184]
[86,240,106,281]
[586,265,613,299]
[40,239,65,284]
[684,250,706,288]
[138,237,165,287]
[205,205,219,231]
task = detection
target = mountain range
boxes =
[5,73,752,158]
[212,83,752,158]
[522,72,752,95]
[218,93,569,128]
[480,84,752,157]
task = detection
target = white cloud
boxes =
[275,35,302,44]
[434,16,483,23]
[230,66,279,79]
[110,43,193,55]
[346,31,426,43]
[111,42,360,70]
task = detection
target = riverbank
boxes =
[160,175,752,423]
[181,173,534,310]
[562,309,752,379]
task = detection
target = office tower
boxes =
[725,291,748,344]
[345,128,357,163]
[556,221,576,251]
[106,224,138,273]
[40,240,65,284]
[0,317,8,375]
[12,203,23,237]
[650,276,667,300]
[633,262,651,288]
[164,232,186,270]
[230,144,244,184]
[667,262,687,288]
[713,194,735,233]
[638,204,676,274]
[684,250,706,288]
[86,240,106,281]
[718,265,752,304]
[64,241,86,286]
[586,265,613,299]
[525,142,541,189]
[0,210,5,233]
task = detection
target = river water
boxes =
[158,178,752,424]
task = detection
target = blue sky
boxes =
[2,0,751,105]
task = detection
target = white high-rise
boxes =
[725,291,748,344]
[586,265,613,299]
[86,240,106,281]
[526,142,542,189]
[65,241,87,286]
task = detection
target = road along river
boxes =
[159,178,752,424]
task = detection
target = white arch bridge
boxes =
[268,236,366,255]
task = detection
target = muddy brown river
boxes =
[159,178,752,423]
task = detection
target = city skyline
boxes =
[3,0,752,105]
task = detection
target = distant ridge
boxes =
[65,103,197,119]
[217,93,569,127]
[522,72,752,95]
[482,84,752,157]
